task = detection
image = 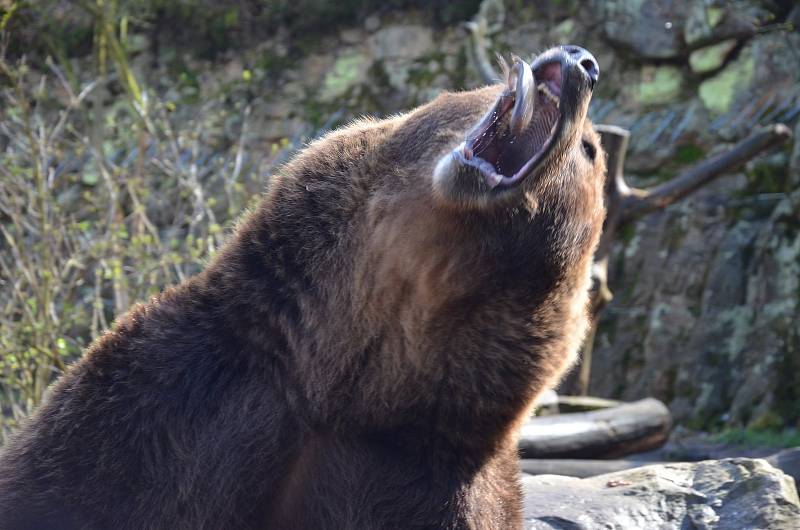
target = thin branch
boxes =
[620,123,792,222]
[595,125,632,257]
[464,21,500,85]
[463,0,505,85]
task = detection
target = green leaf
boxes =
[81,171,99,186]
[1,2,19,30]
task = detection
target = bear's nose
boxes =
[562,45,599,89]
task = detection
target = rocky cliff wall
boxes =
[133,0,800,429]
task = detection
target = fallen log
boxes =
[554,395,621,413]
[519,398,671,459]
[519,458,665,478]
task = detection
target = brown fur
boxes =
[0,77,605,529]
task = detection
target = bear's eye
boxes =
[582,139,596,162]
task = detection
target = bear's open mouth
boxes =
[460,58,565,189]
[433,46,597,202]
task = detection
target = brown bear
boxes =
[0,45,603,529]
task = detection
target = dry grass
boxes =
[0,11,297,439]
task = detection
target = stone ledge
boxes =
[523,458,800,529]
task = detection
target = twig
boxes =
[463,0,503,85]
[619,124,793,222]
[464,21,500,85]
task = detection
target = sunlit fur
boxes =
[0,81,605,529]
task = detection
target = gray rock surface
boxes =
[523,458,800,529]
[580,10,800,430]
[589,0,688,59]
[175,0,798,430]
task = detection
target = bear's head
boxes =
[433,45,603,214]
[351,45,605,326]
[242,45,606,431]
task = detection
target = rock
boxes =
[301,54,336,91]
[791,119,800,185]
[684,1,765,47]
[318,50,371,102]
[368,25,433,62]
[588,19,799,429]
[689,39,738,74]
[684,3,727,46]
[552,18,575,43]
[589,0,687,59]
[496,21,552,67]
[523,458,800,529]
[698,50,754,115]
[637,65,684,106]
[726,195,800,427]
[364,14,381,33]
[767,448,800,487]
[363,24,436,94]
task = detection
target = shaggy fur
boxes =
[0,70,605,529]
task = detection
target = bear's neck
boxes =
[200,201,587,461]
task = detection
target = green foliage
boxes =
[712,427,800,449]
[5,0,483,61]
[1,1,91,62]
[646,143,708,184]
[0,3,285,440]
[742,156,792,196]
[674,144,705,165]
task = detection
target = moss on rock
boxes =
[638,65,683,106]
[698,54,754,114]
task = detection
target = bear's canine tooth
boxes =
[510,59,534,135]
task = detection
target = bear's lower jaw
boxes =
[433,47,596,207]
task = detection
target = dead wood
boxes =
[519,398,672,459]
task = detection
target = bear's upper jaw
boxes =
[452,46,597,192]
[460,59,562,189]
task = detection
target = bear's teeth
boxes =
[510,59,534,135]
[537,82,560,106]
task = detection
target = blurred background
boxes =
[0,0,798,453]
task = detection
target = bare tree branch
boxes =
[595,125,631,258]
[463,0,504,85]
[567,123,792,396]
[462,0,795,398]
[620,123,792,223]
[464,21,499,85]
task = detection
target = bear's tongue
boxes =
[464,59,562,180]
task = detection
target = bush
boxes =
[4,0,483,61]
[0,46,281,440]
